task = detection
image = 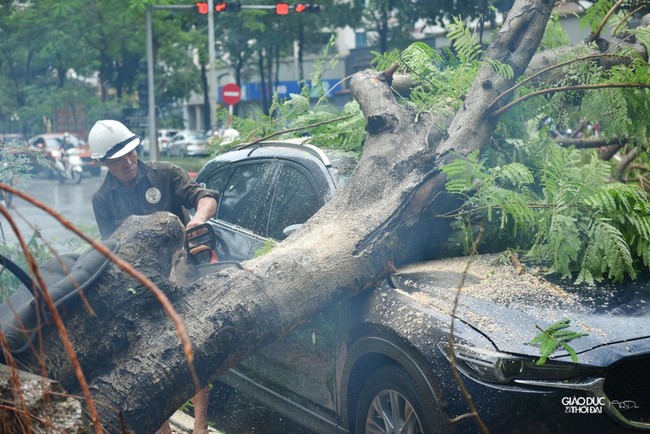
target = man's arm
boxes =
[186,196,217,229]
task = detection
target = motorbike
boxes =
[50,147,83,184]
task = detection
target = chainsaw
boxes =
[185,223,219,266]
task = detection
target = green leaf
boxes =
[529,319,589,365]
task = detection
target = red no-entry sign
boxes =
[221,83,241,105]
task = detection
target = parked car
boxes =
[167,130,209,157]
[193,140,650,434]
[141,129,180,156]
[29,133,101,177]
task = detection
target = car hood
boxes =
[390,253,650,363]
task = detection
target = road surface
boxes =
[1,170,104,251]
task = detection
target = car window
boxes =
[202,167,230,194]
[265,164,322,239]
[217,162,277,236]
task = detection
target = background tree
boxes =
[356,0,512,54]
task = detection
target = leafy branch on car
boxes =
[530,318,589,365]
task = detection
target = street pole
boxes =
[146,4,194,162]
[208,0,218,132]
[145,3,285,159]
[146,5,158,161]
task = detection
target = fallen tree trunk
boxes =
[8,1,557,432]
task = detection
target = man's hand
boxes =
[187,196,217,229]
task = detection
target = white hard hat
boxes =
[89,120,140,160]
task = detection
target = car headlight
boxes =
[438,342,600,385]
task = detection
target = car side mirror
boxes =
[282,224,303,239]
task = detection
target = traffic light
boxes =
[196,2,209,14]
[294,3,320,13]
[215,2,241,12]
[275,2,290,15]
[195,1,241,14]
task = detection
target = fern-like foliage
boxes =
[446,16,483,63]
[218,5,650,287]
[580,0,615,33]
[484,58,514,80]
[213,36,366,155]
[372,19,484,115]
[443,139,650,283]
[578,218,635,283]
[530,319,589,365]
[438,3,650,283]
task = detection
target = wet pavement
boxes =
[1,169,104,251]
[205,382,316,434]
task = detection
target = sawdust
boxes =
[396,253,579,309]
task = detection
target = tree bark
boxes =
[8,1,558,432]
[0,364,87,433]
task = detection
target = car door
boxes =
[200,159,280,261]
[197,149,343,418]
[230,161,343,416]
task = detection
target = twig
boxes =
[447,224,490,434]
[587,0,626,43]
[240,113,356,147]
[0,182,201,426]
[491,82,650,117]
[0,204,103,433]
[489,54,626,110]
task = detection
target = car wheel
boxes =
[355,364,442,434]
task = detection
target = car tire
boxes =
[354,364,443,434]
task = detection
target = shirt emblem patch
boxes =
[145,187,162,204]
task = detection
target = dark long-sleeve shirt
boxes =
[92,160,218,238]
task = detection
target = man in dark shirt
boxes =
[88,119,216,434]
[89,120,217,238]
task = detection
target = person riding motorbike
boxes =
[58,133,74,173]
